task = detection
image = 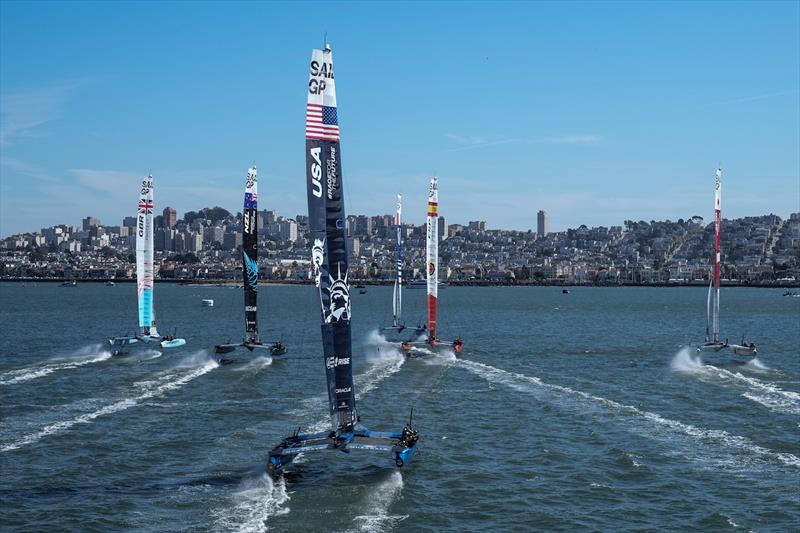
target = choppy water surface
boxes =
[1,283,798,531]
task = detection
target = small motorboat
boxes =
[160,337,186,349]
[359,289,367,294]
[60,280,77,287]
[106,281,116,286]
[201,299,215,307]
[562,289,570,294]
[161,335,186,348]
[269,341,287,356]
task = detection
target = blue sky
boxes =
[1,1,798,236]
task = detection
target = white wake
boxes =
[459,359,800,470]
[1,353,218,452]
[0,345,113,385]
[671,347,800,415]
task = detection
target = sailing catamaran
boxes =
[267,43,419,474]
[698,168,727,352]
[214,166,287,359]
[382,194,407,333]
[417,177,463,354]
[109,174,185,354]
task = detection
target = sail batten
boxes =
[306,45,356,434]
[136,175,157,337]
[243,166,260,344]
[426,177,439,340]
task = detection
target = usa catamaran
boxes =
[404,177,463,354]
[267,43,419,474]
[698,168,728,353]
[213,166,287,359]
[109,174,185,354]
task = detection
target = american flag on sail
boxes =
[306,103,340,141]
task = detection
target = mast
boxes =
[393,194,403,327]
[426,177,439,341]
[243,166,260,344]
[305,43,356,434]
[136,174,157,337]
[712,168,722,342]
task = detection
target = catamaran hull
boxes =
[267,424,418,475]
[730,345,757,357]
[697,342,728,352]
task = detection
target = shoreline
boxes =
[1,278,798,289]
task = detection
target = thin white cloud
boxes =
[0,79,90,145]
[696,91,792,109]
[544,134,603,144]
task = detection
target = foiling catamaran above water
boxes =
[109,174,186,355]
[267,43,419,475]
[401,177,463,355]
[696,168,756,357]
[214,166,287,360]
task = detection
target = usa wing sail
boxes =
[426,177,439,340]
[305,45,356,434]
[393,194,403,327]
[136,175,157,337]
[242,166,260,344]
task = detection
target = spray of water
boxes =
[351,471,407,532]
[670,346,705,372]
[212,472,290,533]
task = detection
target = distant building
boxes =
[163,206,177,228]
[438,216,447,240]
[123,216,137,228]
[83,217,101,230]
[468,220,486,231]
[537,210,549,237]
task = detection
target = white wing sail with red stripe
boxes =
[426,177,439,339]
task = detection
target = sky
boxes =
[1,1,798,236]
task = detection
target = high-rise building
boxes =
[163,206,177,228]
[438,215,447,240]
[122,216,137,228]
[83,217,101,230]
[537,210,549,237]
[468,220,486,231]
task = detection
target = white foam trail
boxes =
[233,356,273,372]
[212,473,290,533]
[1,354,218,452]
[670,347,800,415]
[460,360,800,469]
[351,471,407,532]
[0,351,113,385]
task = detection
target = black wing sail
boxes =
[243,166,260,344]
[306,45,356,434]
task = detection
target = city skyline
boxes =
[2,2,799,236]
